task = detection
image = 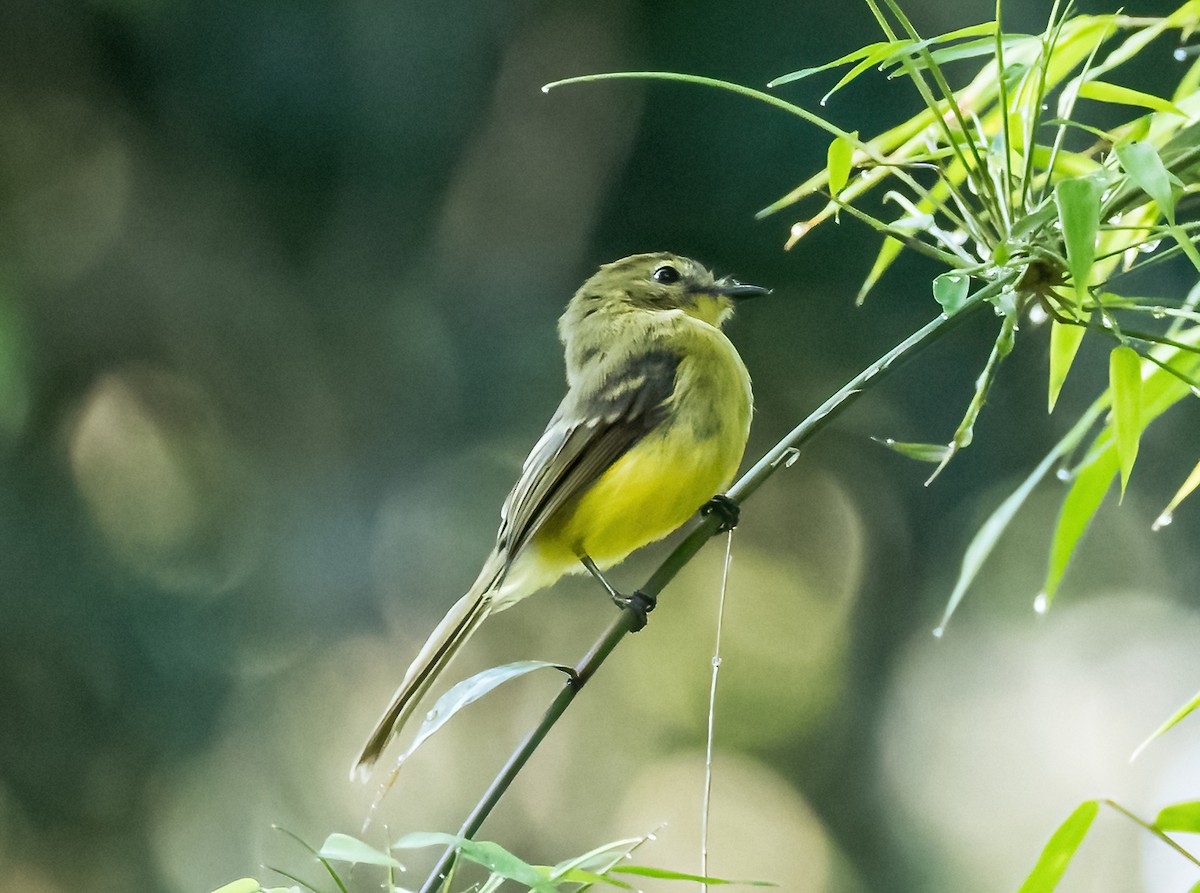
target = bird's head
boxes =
[565,252,768,330]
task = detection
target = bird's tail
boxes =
[351,576,496,781]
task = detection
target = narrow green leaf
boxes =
[1115,141,1177,223]
[1155,801,1200,834]
[934,400,1103,635]
[1132,687,1200,761]
[1042,443,1118,605]
[211,880,263,893]
[902,35,1036,70]
[932,271,971,314]
[390,660,568,770]
[857,236,904,305]
[871,437,953,463]
[1109,346,1143,498]
[612,865,776,886]
[876,21,1000,70]
[1077,80,1185,116]
[822,49,895,103]
[549,837,643,879]
[1154,458,1200,532]
[318,834,403,869]
[768,41,895,87]
[1048,320,1087,412]
[1028,144,1104,177]
[543,866,633,888]
[827,131,856,197]
[392,833,548,890]
[1054,176,1104,303]
[1016,801,1100,893]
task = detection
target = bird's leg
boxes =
[579,554,656,632]
[701,493,741,533]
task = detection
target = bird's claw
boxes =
[702,493,741,533]
[615,589,656,632]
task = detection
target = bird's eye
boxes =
[652,265,681,284]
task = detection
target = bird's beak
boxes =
[715,279,771,301]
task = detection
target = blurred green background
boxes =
[1,1,1198,891]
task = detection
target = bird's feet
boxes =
[580,554,657,632]
[701,493,741,533]
[612,589,657,632]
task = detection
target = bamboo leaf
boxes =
[392,833,549,890]
[769,41,896,87]
[612,865,775,886]
[1076,80,1186,115]
[318,834,404,869]
[1109,345,1143,498]
[1115,141,1178,223]
[1155,801,1200,834]
[935,399,1103,635]
[1042,442,1117,606]
[871,437,953,463]
[1029,144,1104,177]
[827,131,857,196]
[211,881,263,893]
[1132,688,1200,761]
[1016,801,1100,893]
[1049,320,1087,412]
[389,661,568,772]
[932,271,971,314]
[1054,176,1104,304]
[1153,458,1200,531]
[876,21,1000,70]
[857,236,905,305]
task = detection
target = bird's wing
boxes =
[496,348,681,561]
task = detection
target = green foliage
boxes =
[213,827,774,893]
[1015,799,1200,892]
[551,8,1200,889]
[549,6,1200,611]
[1015,801,1099,893]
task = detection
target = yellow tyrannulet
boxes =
[353,252,765,778]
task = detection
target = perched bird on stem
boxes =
[353,252,765,779]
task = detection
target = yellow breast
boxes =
[536,324,752,570]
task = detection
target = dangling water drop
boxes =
[932,626,945,639]
[1033,592,1048,614]
[1152,511,1173,531]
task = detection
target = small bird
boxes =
[353,252,765,779]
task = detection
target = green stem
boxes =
[1101,799,1200,869]
[543,71,863,145]
[418,284,999,892]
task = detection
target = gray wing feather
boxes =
[496,350,680,561]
